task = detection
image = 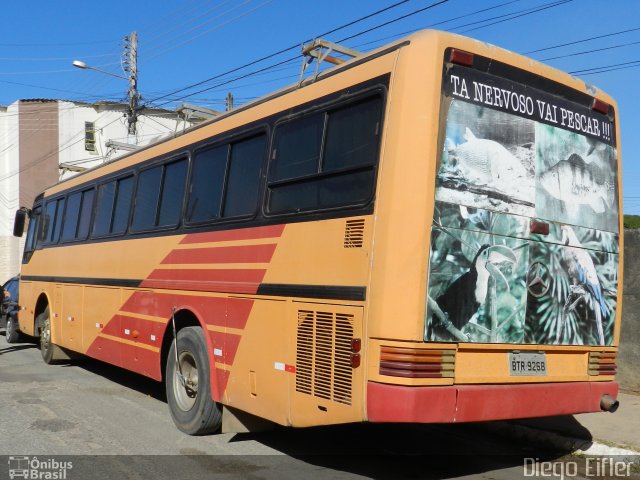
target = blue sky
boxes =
[2,0,639,213]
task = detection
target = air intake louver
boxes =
[296,310,354,405]
[344,219,365,248]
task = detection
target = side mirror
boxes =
[13,208,29,237]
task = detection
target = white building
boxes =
[0,99,192,283]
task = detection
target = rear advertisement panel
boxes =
[425,63,619,346]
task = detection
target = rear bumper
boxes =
[367,381,619,423]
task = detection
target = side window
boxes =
[132,166,162,231]
[223,136,266,217]
[77,189,95,240]
[61,188,95,241]
[158,159,188,226]
[187,146,226,223]
[43,197,66,244]
[270,114,323,181]
[133,158,187,232]
[93,176,133,237]
[61,192,82,241]
[268,96,382,214]
[23,207,41,255]
[187,134,265,224]
[93,181,116,236]
[111,176,134,234]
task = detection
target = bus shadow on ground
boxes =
[229,421,575,479]
[65,356,166,402]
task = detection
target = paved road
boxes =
[0,334,609,480]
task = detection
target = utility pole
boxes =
[225,92,234,111]
[122,32,140,136]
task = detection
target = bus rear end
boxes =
[367,31,621,423]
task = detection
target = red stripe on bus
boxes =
[161,244,277,265]
[119,292,254,330]
[180,224,285,244]
[85,335,161,381]
[140,269,266,294]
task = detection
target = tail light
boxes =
[449,49,474,67]
[592,98,610,115]
[379,346,455,378]
[588,351,617,376]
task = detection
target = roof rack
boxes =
[299,39,361,84]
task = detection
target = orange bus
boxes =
[12,29,622,435]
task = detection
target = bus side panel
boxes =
[223,298,290,426]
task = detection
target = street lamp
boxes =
[72,31,139,135]
[72,60,128,80]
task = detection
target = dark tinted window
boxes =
[77,189,94,240]
[187,146,227,223]
[24,207,41,253]
[52,198,65,243]
[112,176,134,234]
[271,114,323,181]
[61,192,82,241]
[44,198,65,243]
[268,95,382,214]
[93,181,116,236]
[132,166,162,231]
[44,201,57,242]
[323,97,381,171]
[269,170,374,213]
[158,159,188,226]
[223,136,265,217]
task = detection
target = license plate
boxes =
[508,351,547,376]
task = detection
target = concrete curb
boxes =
[484,421,640,463]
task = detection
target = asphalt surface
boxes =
[1,335,637,480]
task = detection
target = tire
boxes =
[166,326,222,435]
[37,307,69,364]
[5,315,23,344]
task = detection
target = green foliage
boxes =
[623,215,640,229]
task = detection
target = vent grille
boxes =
[296,310,354,405]
[344,219,365,248]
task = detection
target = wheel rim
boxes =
[40,315,50,352]
[173,351,199,411]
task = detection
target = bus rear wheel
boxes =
[166,326,222,435]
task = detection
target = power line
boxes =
[540,40,640,62]
[523,25,640,55]
[569,59,640,75]
[143,0,416,106]
[460,0,573,34]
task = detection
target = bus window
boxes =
[77,189,95,240]
[111,176,134,234]
[268,96,382,214]
[61,191,82,241]
[43,198,65,244]
[22,206,41,263]
[93,182,116,236]
[157,158,188,226]
[93,176,133,237]
[132,165,162,231]
[187,145,226,223]
[222,135,265,217]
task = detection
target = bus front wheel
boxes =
[166,326,222,435]
[37,307,68,364]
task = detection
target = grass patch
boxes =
[624,215,640,229]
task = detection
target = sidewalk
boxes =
[503,391,640,456]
